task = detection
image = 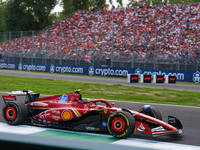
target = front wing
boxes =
[135,116,183,136]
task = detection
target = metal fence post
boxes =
[75,30,78,66]
[154,25,157,69]
[111,22,114,67]
[45,30,47,64]
[20,31,23,63]
[92,30,95,66]
[59,28,62,65]
[32,31,34,64]
[132,26,136,68]
[111,9,114,68]
[178,25,182,70]
[197,54,200,71]
[8,32,11,63]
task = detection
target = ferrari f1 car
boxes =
[2,90,183,138]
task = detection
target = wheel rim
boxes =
[111,117,125,133]
[5,107,16,120]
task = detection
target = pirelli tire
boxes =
[107,111,136,138]
[2,101,28,125]
[139,105,162,120]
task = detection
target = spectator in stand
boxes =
[139,1,143,8]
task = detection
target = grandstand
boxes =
[0,2,200,71]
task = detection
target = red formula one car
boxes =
[2,90,183,138]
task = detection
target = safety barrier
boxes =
[0,62,199,83]
[127,74,176,84]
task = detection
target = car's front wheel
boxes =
[107,111,136,138]
[2,101,28,125]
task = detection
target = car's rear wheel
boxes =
[2,101,28,125]
[139,105,162,120]
[107,111,135,138]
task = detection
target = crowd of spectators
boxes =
[0,2,200,64]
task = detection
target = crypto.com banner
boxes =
[0,62,199,83]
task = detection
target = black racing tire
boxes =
[2,101,28,125]
[107,111,136,138]
[139,105,162,120]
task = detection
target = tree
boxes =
[60,0,74,18]
[72,0,89,11]
[139,0,162,5]
[88,0,106,8]
[0,0,6,32]
[4,0,38,31]
[96,0,106,8]
[4,0,58,31]
[25,0,58,29]
[116,0,123,7]
[60,0,106,18]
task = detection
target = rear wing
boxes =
[2,90,40,104]
[7,90,34,95]
[2,95,16,103]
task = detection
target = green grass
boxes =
[0,75,200,107]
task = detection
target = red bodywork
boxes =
[28,93,119,122]
[2,91,182,136]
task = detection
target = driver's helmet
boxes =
[74,89,82,101]
[74,89,90,101]
[74,89,81,93]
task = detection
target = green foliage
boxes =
[60,0,74,18]
[3,0,58,31]
[72,0,89,11]
[60,0,106,19]
[0,0,6,32]
[116,0,123,6]
[24,0,58,29]
[87,0,106,8]
[96,0,106,8]
[4,0,37,31]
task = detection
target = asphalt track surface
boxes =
[0,70,200,147]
